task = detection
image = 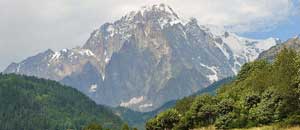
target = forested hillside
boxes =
[0,74,123,130]
[146,48,300,130]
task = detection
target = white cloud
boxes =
[82,0,296,32]
[169,0,296,32]
[0,0,298,71]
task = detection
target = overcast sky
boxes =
[0,0,299,71]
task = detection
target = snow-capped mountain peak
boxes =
[4,4,279,112]
[121,3,187,29]
[125,4,178,19]
[139,4,177,16]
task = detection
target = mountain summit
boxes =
[4,4,279,111]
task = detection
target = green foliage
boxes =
[146,48,300,129]
[145,109,180,130]
[83,123,103,130]
[157,109,180,129]
[122,123,130,130]
[284,115,300,125]
[0,74,123,130]
[174,96,195,115]
[145,118,159,130]
[188,94,218,127]
[174,77,235,115]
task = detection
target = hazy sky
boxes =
[0,0,299,71]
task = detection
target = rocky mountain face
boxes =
[258,36,300,61]
[4,48,101,81]
[4,4,279,112]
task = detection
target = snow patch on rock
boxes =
[120,96,145,107]
[139,103,153,109]
[50,52,62,62]
[200,63,219,83]
[89,84,97,93]
[201,25,278,74]
[77,49,96,57]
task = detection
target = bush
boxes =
[83,123,103,130]
[145,109,180,130]
[284,115,300,125]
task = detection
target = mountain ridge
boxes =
[258,36,300,61]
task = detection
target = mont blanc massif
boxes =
[4,4,280,112]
